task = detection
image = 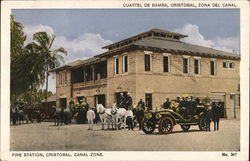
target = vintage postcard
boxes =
[1,0,249,161]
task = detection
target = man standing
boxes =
[179,97,188,118]
[136,99,145,130]
[86,107,95,130]
[137,98,145,110]
[204,107,212,131]
[69,100,74,105]
[212,102,220,131]
[124,92,133,110]
[126,110,134,130]
[186,97,194,118]
[64,107,71,125]
[190,96,197,113]
[163,98,171,109]
[119,93,125,109]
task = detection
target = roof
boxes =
[49,57,101,72]
[102,28,188,49]
[133,38,240,59]
[50,28,240,72]
[97,37,240,59]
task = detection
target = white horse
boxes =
[96,104,114,130]
[111,104,133,130]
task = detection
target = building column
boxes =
[225,94,238,119]
[235,94,240,118]
[70,71,73,99]
[83,66,86,85]
[92,65,95,81]
[225,94,230,119]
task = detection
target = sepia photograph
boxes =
[1,1,249,161]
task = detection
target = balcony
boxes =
[73,78,107,90]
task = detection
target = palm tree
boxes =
[10,15,27,102]
[27,32,67,116]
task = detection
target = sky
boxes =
[12,9,240,93]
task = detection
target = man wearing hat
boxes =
[212,102,220,131]
[119,93,125,109]
[137,98,145,110]
[124,92,133,110]
[163,97,171,109]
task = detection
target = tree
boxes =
[10,15,27,98]
[11,15,48,105]
[10,15,67,108]
[20,89,54,106]
[27,32,67,115]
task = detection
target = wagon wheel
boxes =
[159,117,174,134]
[141,119,155,134]
[198,115,206,131]
[181,125,191,132]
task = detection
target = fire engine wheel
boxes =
[141,119,155,134]
[198,115,206,131]
[159,117,174,134]
[181,125,191,132]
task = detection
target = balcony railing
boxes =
[73,78,107,89]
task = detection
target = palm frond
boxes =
[54,47,67,55]
[33,32,49,50]
[48,35,56,49]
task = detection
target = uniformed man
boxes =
[178,97,184,116]
[204,107,212,131]
[64,107,71,125]
[195,97,201,105]
[126,110,134,131]
[176,97,181,103]
[119,93,126,109]
[69,100,74,105]
[137,98,145,110]
[86,107,95,130]
[163,98,171,109]
[125,92,133,110]
[181,97,189,119]
[212,102,220,131]
[136,106,144,130]
[185,97,191,115]
[50,105,56,118]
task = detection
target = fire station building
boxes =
[50,28,240,119]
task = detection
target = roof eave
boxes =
[134,45,240,60]
[49,65,71,73]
